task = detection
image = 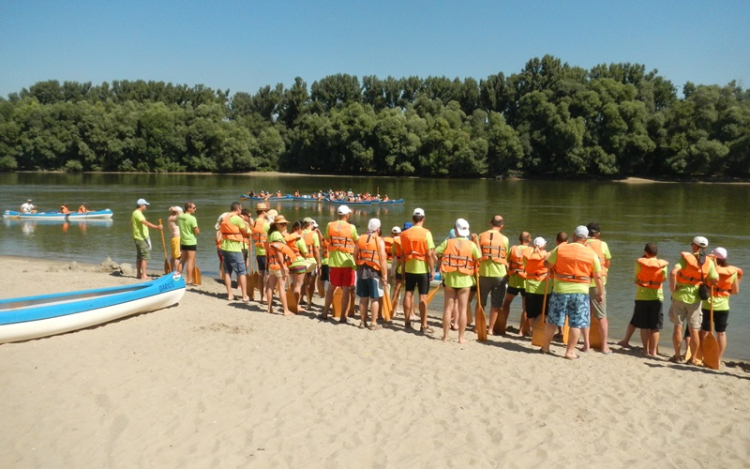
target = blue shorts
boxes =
[256,255,266,272]
[356,277,383,299]
[547,292,590,329]
[222,251,247,277]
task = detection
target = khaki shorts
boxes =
[170,237,181,259]
[135,239,151,260]
[589,286,607,319]
[305,260,317,274]
[669,298,702,330]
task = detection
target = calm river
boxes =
[1,173,748,360]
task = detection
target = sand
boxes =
[1,256,749,469]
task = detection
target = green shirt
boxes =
[672,254,718,304]
[546,244,601,295]
[435,239,480,289]
[587,239,612,287]
[220,215,247,253]
[290,235,308,268]
[131,209,148,241]
[634,260,668,302]
[700,271,736,311]
[478,230,509,278]
[254,218,270,256]
[177,213,198,246]
[405,228,435,274]
[303,229,320,265]
[325,221,359,269]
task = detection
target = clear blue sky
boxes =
[1,0,748,99]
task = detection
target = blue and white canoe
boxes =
[2,209,114,221]
[0,272,185,344]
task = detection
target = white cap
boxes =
[391,226,401,235]
[367,218,381,233]
[455,218,470,237]
[267,209,278,223]
[312,220,318,228]
[413,208,425,217]
[337,205,351,215]
[170,206,183,213]
[137,198,150,206]
[573,225,588,239]
[533,236,547,248]
[692,236,709,248]
[711,247,727,259]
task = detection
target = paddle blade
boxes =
[475,307,488,342]
[382,289,392,322]
[589,312,603,350]
[194,266,201,286]
[563,317,570,344]
[164,259,171,275]
[425,285,441,306]
[332,288,343,318]
[286,287,298,313]
[702,333,720,370]
[531,319,546,347]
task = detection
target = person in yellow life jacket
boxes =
[321,205,359,323]
[582,222,613,354]
[264,215,294,316]
[475,215,510,335]
[353,218,389,330]
[522,237,551,331]
[435,219,480,343]
[302,218,321,310]
[60,204,71,214]
[700,247,741,366]
[541,225,603,360]
[668,235,718,365]
[77,203,89,213]
[286,220,309,312]
[219,202,251,302]
[390,225,408,317]
[252,202,271,303]
[400,208,436,333]
[501,231,531,336]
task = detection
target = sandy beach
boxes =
[1,256,749,468]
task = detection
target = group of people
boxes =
[60,203,90,214]
[130,198,743,367]
[18,199,91,214]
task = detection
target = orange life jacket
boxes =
[328,220,355,254]
[285,233,303,259]
[479,230,507,264]
[713,265,742,297]
[522,247,548,281]
[321,238,329,259]
[393,236,403,260]
[676,252,712,286]
[267,239,296,270]
[356,234,382,271]
[401,225,430,262]
[303,231,317,259]
[439,239,476,276]
[383,236,394,262]
[508,245,527,278]
[636,257,668,289]
[553,243,596,283]
[252,218,268,247]
[587,239,609,275]
[220,214,244,242]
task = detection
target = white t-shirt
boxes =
[20,202,35,213]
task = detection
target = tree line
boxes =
[1,55,748,178]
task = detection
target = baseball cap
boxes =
[311,220,318,228]
[391,226,401,235]
[573,225,588,239]
[367,218,381,232]
[267,209,278,222]
[692,236,709,248]
[533,236,547,248]
[136,198,150,206]
[303,217,314,225]
[403,222,413,231]
[455,218,470,237]
[413,208,425,217]
[169,206,183,212]
[337,205,351,215]
[711,247,727,259]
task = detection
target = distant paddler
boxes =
[583,222,613,354]
[500,232,530,335]
[20,199,36,214]
[476,215,510,336]
[700,247,741,366]
[60,204,71,214]
[77,203,90,213]
[523,237,551,333]
[131,198,163,281]
[400,208,436,333]
[353,218,388,330]
[321,205,359,323]
[541,225,603,359]
[435,218,480,343]
[218,202,252,302]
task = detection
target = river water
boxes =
[1,173,748,360]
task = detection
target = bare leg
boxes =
[639,328,649,355]
[238,274,248,301]
[359,296,370,327]
[370,296,380,327]
[392,280,404,314]
[418,294,430,331]
[542,322,557,352]
[566,328,582,359]
[688,327,701,364]
[403,290,414,328]
[598,317,611,353]
[672,324,684,361]
[265,276,276,314]
[442,287,457,341]
[487,307,500,335]
[456,288,470,343]
[649,330,660,357]
[717,331,727,363]
[278,274,292,316]
[339,286,351,323]
[224,271,235,300]
[618,323,636,347]
[322,283,335,318]
[499,294,515,336]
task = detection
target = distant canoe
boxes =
[324,198,374,206]
[240,195,293,201]
[375,199,404,205]
[0,272,185,344]
[2,209,114,221]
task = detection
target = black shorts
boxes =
[405,272,430,295]
[180,244,196,252]
[701,309,729,333]
[395,272,403,281]
[630,300,663,330]
[506,286,525,297]
[320,265,330,282]
[525,292,549,319]
[256,255,266,272]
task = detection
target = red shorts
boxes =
[330,267,355,287]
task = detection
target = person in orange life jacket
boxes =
[265,215,294,316]
[302,218,321,310]
[252,203,272,301]
[541,225,603,360]
[400,208,436,333]
[668,236,718,365]
[321,205,359,323]
[219,202,252,302]
[501,231,531,336]
[286,220,309,312]
[390,224,410,318]
[435,219,480,343]
[522,237,552,330]
[353,218,389,330]
[582,222,613,354]
[700,247,742,365]
[476,215,510,335]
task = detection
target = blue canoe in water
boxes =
[239,195,293,201]
[2,209,114,221]
[0,273,185,344]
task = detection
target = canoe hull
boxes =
[2,209,114,221]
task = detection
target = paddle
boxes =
[332,287,343,318]
[194,265,201,286]
[381,286,392,322]
[589,311,603,350]
[702,286,720,370]
[531,278,549,347]
[425,283,441,306]
[286,277,298,313]
[563,317,570,344]
[159,219,171,274]
[474,273,487,342]
[246,245,255,301]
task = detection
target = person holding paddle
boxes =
[700,247,742,366]
[302,218,321,310]
[582,222,613,354]
[285,221,309,313]
[321,205,359,323]
[265,215,294,316]
[252,202,271,303]
[400,208,436,333]
[501,232,531,336]
[435,219,480,343]
[353,218,388,330]
[218,202,252,302]
[476,215,510,336]
[523,237,551,333]
[131,198,162,280]
[167,206,183,272]
[178,202,200,286]
[629,243,669,357]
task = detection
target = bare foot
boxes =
[458,338,467,344]
[442,336,449,342]
[283,310,294,316]
[616,340,630,347]
[564,354,579,360]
